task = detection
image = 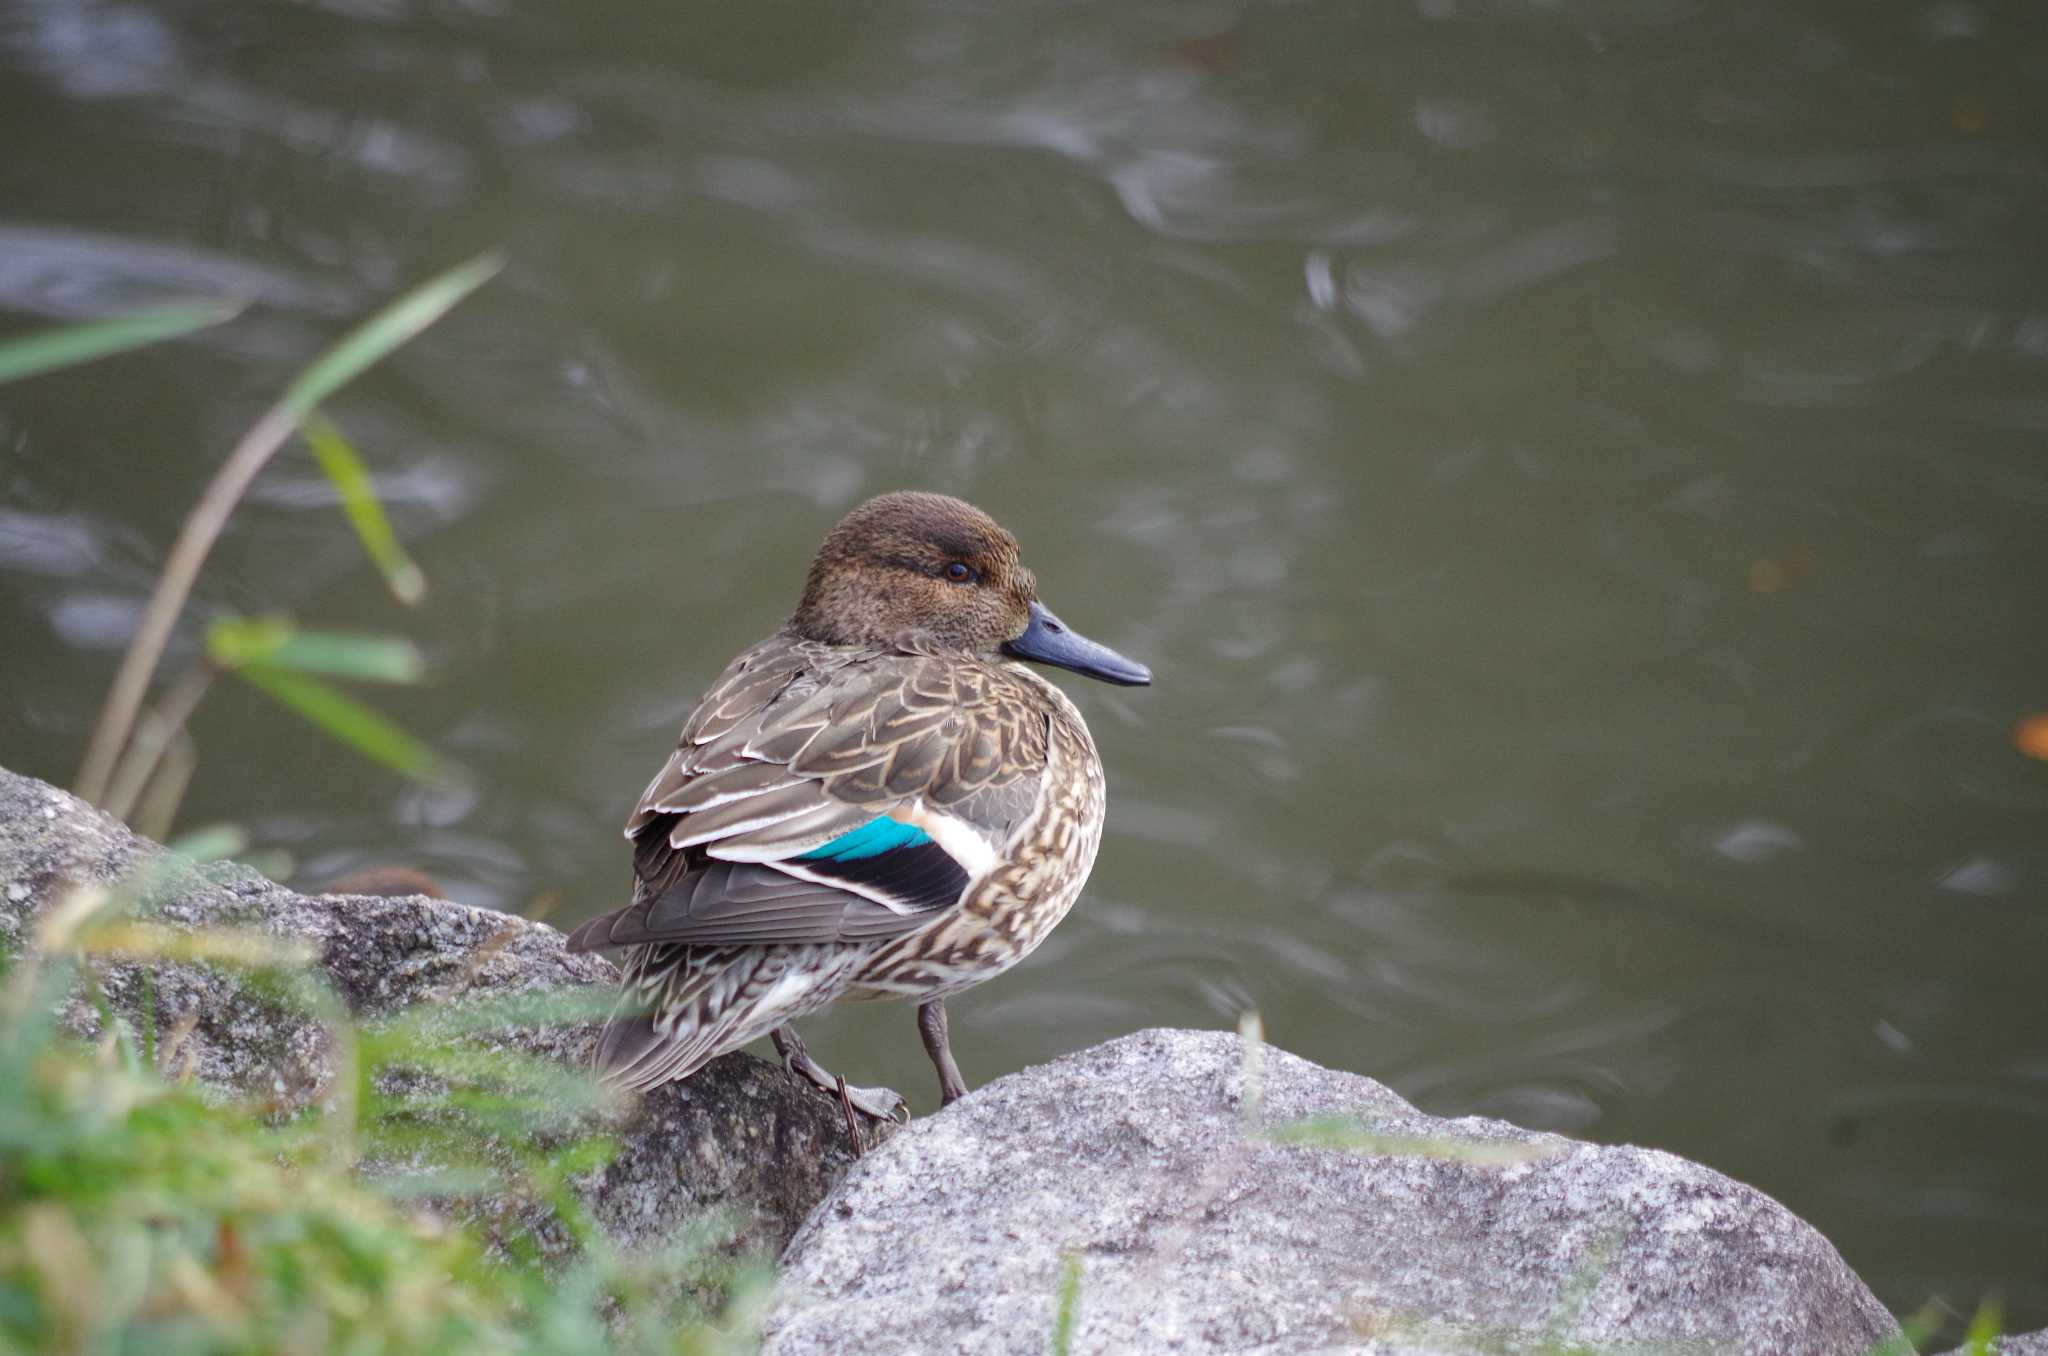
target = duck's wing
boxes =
[564,638,1049,953]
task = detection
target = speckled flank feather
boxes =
[564,491,1139,1098]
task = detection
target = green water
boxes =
[4,0,2046,1329]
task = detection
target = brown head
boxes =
[789,491,1151,686]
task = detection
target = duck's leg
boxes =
[770,1025,906,1122]
[917,999,970,1105]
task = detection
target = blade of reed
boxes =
[0,301,241,385]
[302,414,427,606]
[233,662,444,783]
[278,253,503,420]
[206,617,423,683]
[73,252,500,806]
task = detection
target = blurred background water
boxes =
[3,0,2046,1329]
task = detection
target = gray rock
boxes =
[766,1028,1905,1356]
[1945,1333,2048,1356]
[0,763,879,1257]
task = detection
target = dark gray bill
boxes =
[1001,601,1152,686]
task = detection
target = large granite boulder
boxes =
[1953,1335,2048,1356]
[765,1028,1907,1356]
[0,763,872,1257]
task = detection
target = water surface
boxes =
[4,0,2046,1329]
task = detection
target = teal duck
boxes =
[565,491,1150,1117]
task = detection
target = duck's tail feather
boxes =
[591,947,733,1091]
[591,942,842,1093]
[596,1000,787,1092]
[595,1011,703,1091]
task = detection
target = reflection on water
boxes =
[4,0,2047,1329]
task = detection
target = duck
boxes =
[565,490,1150,1119]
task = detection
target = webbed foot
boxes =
[771,1025,909,1124]
[836,1078,909,1123]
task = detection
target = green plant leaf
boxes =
[207,616,423,682]
[278,252,504,421]
[267,631,422,682]
[303,414,427,606]
[1,858,752,1353]
[0,301,242,385]
[1050,1252,1083,1356]
[233,661,446,781]
[1962,1298,2004,1356]
[164,823,250,864]
[204,615,293,667]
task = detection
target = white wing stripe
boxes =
[895,800,999,879]
[672,799,823,848]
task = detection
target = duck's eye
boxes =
[944,561,976,584]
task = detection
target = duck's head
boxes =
[790,490,1152,686]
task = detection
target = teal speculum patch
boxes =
[798,815,933,862]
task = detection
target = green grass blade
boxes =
[265,632,421,683]
[278,252,504,421]
[1962,1298,2004,1355]
[164,823,251,863]
[208,616,423,682]
[205,614,293,667]
[0,301,242,385]
[303,414,426,605]
[233,661,445,782]
[1049,1252,1083,1356]
[1877,1306,1941,1356]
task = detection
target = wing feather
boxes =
[671,781,832,847]
[578,861,929,948]
[703,803,865,861]
[569,635,1053,958]
[652,760,789,813]
[738,719,818,765]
